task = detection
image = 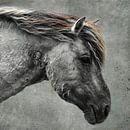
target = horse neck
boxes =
[0,20,59,103]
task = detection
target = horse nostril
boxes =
[104,105,110,117]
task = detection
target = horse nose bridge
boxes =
[91,75,103,92]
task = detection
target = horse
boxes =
[0,7,111,125]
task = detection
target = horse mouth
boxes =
[84,107,97,125]
[83,105,108,125]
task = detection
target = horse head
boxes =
[45,17,111,125]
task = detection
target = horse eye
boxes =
[80,55,91,64]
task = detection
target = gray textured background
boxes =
[0,0,130,130]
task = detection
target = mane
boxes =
[0,7,105,65]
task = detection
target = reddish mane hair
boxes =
[0,7,105,64]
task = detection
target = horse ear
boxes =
[93,19,100,24]
[71,17,86,35]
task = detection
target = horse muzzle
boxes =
[84,103,110,125]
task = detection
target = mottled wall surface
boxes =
[0,0,129,130]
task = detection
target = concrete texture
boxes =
[0,0,129,130]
